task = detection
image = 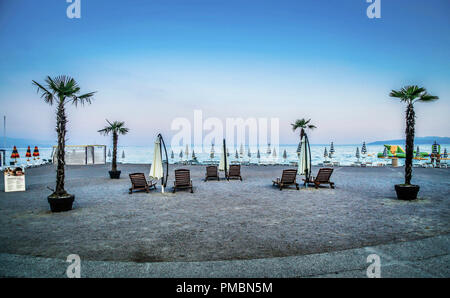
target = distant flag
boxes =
[283,149,287,160]
[33,146,40,160]
[361,142,367,155]
[26,146,32,161]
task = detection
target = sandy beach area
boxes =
[0,164,449,263]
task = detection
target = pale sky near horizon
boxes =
[0,0,449,146]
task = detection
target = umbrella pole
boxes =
[223,139,228,179]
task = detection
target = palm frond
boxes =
[32,80,54,105]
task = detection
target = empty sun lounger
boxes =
[129,173,157,194]
[272,169,299,190]
[205,165,219,181]
[227,164,242,181]
[173,169,193,193]
[304,168,335,189]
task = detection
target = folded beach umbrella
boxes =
[283,149,287,160]
[210,143,215,159]
[415,146,421,158]
[257,148,261,159]
[272,148,277,158]
[356,147,360,161]
[33,146,40,159]
[323,147,328,159]
[432,141,439,155]
[179,150,183,159]
[266,143,271,155]
[10,146,19,163]
[296,142,302,156]
[149,137,164,189]
[26,146,32,161]
[239,144,244,156]
[219,139,229,174]
[170,150,174,159]
[107,148,111,158]
[247,147,251,158]
[185,144,189,160]
[298,135,312,182]
[122,150,125,159]
[443,148,448,158]
[235,149,239,159]
[226,147,230,157]
[329,142,335,156]
[150,134,169,192]
[192,150,196,160]
[361,142,367,155]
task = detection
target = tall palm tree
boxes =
[390,85,438,185]
[33,76,95,197]
[98,120,129,172]
[291,118,316,140]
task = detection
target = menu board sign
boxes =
[4,167,26,192]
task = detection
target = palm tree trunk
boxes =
[55,98,67,196]
[405,103,415,185]
[112,132,118,172]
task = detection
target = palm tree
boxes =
[291,118,316,140]
[98,120,129,173]
[33,75,95,198]
[390,85,438,185]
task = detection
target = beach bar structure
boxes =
[51,145,106,165]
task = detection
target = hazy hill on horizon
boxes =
[368,136,450,145]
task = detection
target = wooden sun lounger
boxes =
[129,173,157,194]
[304,168,335,189]
[205,165,219,181]
[173,169,193,193]
[227,164,242,181]
[272,169,299,190]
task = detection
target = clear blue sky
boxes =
[0,0,449,146]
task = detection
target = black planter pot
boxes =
[109,170,121,179]
[48,194,75,212]
[395,184,420,201]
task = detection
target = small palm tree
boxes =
[33,76,95,198]
[390,86,438,185]
[291,118,316,140]
[98,120,129,173]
